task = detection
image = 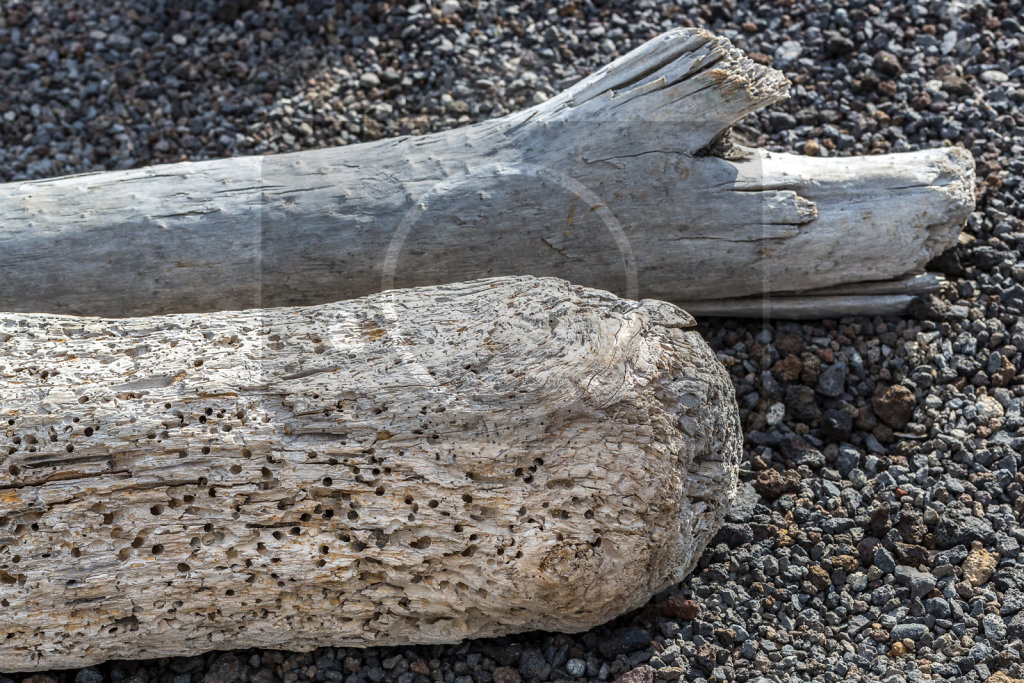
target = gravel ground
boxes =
[2,0,1024,681]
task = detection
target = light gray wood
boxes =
[0,29,973,319]
[0,276,741,672]
[679,294,919,319]
[792,273,944,298]
[678,274,947,318]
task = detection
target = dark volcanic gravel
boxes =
[2,0,1024,681]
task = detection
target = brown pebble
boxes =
[872,385,917,429]
[803,139,820,156]
[614,665,655,683]
[661,596,699,621]
[808,565,832,591]
[888,642,906,657]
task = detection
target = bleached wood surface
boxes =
[0,276,741,672]
[0,29,973,319]
[678,274,948,318]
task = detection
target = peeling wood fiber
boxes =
[0,276,742,672]
[0,29,974,319]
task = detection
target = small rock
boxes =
[832,554,860,573]
[598,627,651,658]
[872,386,916,429]
[834,446,860,475]
[565,658,586,677]
[983,613,1007,641]
[872,51,902,77]
[105,33,133,51]
[440,0,461,16]
[768,111,797,131]
[992,356,1016,387]
[982,70,1009,84]
[888,641,907,657]
[925,597,952,619]
[203,654,243,683]
[785,384,820,424]
[493,667,521,683]
[977,395,1005,421]
[825,33,855,56]
[808,565,832,591]
[661,596,699,621]
[816,362,847,397]
[773,40,803,67]
[75,670,104,683]
[803,139,820,156]
[725,481,758,523]
[890,623,928,641]
[821,408,853,441]
[753,468,801,498]
[874,547,897,574]
[941,30,958,55]
[894,565,937,599]
[941,73,973,95]
[962,545,998,586]
[936,512,996,547]
[614,665,655,683]
[518,648,549,679]
[773,354,803,382]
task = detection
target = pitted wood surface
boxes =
[0,276,741,671]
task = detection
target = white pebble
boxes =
[981,70,1009,84]
[773,40,802,67]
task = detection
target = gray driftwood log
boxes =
[0,29,973,320]
[0,276,741,672]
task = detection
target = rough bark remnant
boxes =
[0,29,973,319]
[0,276,741,672]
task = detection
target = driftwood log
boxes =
[0,29,973,320]
[0,276,741,672]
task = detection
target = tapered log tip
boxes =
[548,28,790,148]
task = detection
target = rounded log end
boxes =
[916,144,976,261]
[487,286,743,635]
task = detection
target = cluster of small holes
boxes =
[3,363,609,614]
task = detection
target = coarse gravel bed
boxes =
[2,0,1024,682]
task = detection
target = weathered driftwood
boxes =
[0,276,741,672]
[679,273,948,318]
[0,29,973,320]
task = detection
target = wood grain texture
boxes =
[0,28,973,319]
[0,276,741,672]
[678,274,948,318]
